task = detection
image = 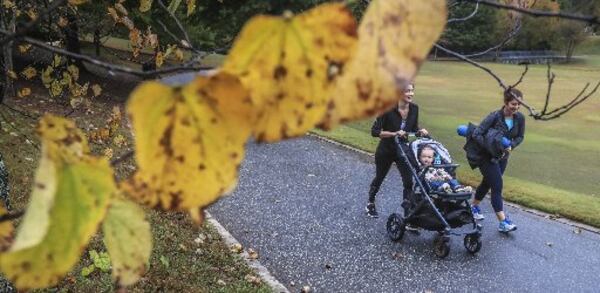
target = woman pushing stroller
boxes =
[366,83,428,223]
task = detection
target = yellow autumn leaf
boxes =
[21,66,37,80]
[2,0,15,9]
[41,66,54,87]
[18,44,31,54]
[155,51,164,68]
[7,70,17,80]
[140,0,153,12]
[0,205,14,252]
[186,0,196,16]
[52,55,62,67]
[103,198,151,286]
[91,83,102,97]
[68,0,89,4]
[222,3,358,142]
[113,134,126,147]
[174,48,184,62]
[60,72,72,88]
[164,44,176,58]
[17,88,31,98]
[103,148,114,159]
[67,64,80,81]
[129,28,142,48]
[122,72,253,220]
[0,115,114,290]
[145,32,159,49]
[319,0,447,129]
[26,8,38,20]
[50,80,63,97]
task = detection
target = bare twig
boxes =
[434,44,507,89]
[511,63,529,88]
[464,21,522,58]
[541,63,555,114]
[540,82,600,120]
[156,0,200,54]
[448,2,480,23]
[461,0,600,25]
[3,33,212,78]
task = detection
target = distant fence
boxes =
[434,49,567,64]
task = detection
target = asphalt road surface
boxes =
[209,136,600,293]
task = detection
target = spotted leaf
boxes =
[319,0,447,129]
[0,206,14,252]
[0,115,115,290]
[222,3,358,142]
[103,198,151,286]
[122,72,253,221]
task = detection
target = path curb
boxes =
[307,132,600,235]
[205,212,290,293]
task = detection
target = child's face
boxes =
[420,149,434,166]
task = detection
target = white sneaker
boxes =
[471,205,485,221]
[498,219,517,232]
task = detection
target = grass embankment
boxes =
[314,59,600,227]
[0,79,270,291]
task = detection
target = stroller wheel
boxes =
[386,213,406,241]
[464,234,482,254]
[433,236,450,258]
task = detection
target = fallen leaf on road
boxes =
[244,274,261,285]
[545,242,553,247]
[573,228,582,234]
[301,285,312,293]
[247,248,259,260]
[325,263,332,270]
[230,243,243,253]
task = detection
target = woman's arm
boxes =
[371,117,383,138]
[511,114,525,149]
[472,112,497,147]
[371,115,402,138]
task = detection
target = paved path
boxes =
[209,136,600,292]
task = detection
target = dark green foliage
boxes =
[440,3,506,53]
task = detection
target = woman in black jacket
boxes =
[471,88,525,233]
[366,84,428,221]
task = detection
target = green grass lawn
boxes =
[314,58,600,227]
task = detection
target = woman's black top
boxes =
[371,103,420,156]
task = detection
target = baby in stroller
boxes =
[418,145,473,194]
[386,136,482,258]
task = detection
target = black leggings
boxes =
[474,157,508,213]
[369,150,414,205]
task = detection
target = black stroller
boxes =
[386,135,482,258]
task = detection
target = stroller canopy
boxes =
[410,138,453,168]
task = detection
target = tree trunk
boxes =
[0,7,16,103]
[94,28,101,56]
[565,40,575,63]
[64,11,85,70]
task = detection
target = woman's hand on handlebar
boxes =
[417,128,429,137]
[395,130,407,138]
